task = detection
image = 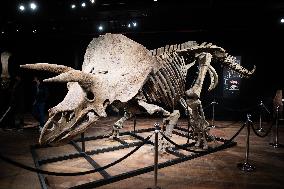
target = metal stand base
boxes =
[237,162,255,172]
[269,143,284,148]
[257,128,265,133]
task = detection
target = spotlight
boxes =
[127,23,131,28]
[154,0,158,2]
[16,29,19,32]
[1,31,4,34]
[281,18,284,23]
[98,25,103,31]
[81,2,86,7]
[133,22,137,27]
[90,0,96,4]
[19,5,25,11]
[71,4,76,9]
[30,2,37,10]
[33,29,37,33]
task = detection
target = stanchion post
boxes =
[81,133,85,153]
[258,100,265,132]
[270,106,283,148]
[210,99,218,128]
[237,114,255,172]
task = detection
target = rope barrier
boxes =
[160,122,246,153]
[160,132,207,153]
[0,106,11,123]
[0,133,153,176]
[250,121,274,138]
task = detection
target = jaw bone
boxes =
[39,108,98,145]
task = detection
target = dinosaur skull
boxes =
[39,82,100,145]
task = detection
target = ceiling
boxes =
[0,0,284,37]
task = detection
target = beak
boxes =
[39,109,99,145]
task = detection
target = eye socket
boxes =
[86,91,95,101]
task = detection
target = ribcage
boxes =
[141,54,187,109]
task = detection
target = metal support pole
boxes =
[185,104,191,144]
[150,123,161,189]
[270,106,284,148]
[237,114,255,172]
[133,115,136,134]
[81,133,85,153]
[187,119,190,144]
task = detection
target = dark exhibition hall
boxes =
[0,0,284,189]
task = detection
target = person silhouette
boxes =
[31,76,48,132]
[10,75,25,130]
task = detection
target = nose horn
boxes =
[44,70,95,88]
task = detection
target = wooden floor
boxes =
[0,115,283,189]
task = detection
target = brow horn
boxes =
[20,63,74,74]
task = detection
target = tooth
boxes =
[69,112,75,122]
[58,113,66,125]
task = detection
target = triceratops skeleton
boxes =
[21,33,255,149]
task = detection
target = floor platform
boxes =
[0,116,284,189]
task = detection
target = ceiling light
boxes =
[71,4,76,9]
[81,2,86,7]
[127,23,131,28]
[19,5,25,11]
[90,0,96,4]
[30,2,37,10]
[133,22,137,27]
[154,0,158,2]
[98,25,103,31]
[33,29,37,33]
[281,18,284,23]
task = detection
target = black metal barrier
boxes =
[0,133,153,176]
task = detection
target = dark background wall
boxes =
[0,0,283,121]
[1,29,282,121]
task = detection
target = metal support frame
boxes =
[133,115,137,134]
[31,123,236,189]
[148,123,162,189]
[270,106,284,148]
[237,114,255,172]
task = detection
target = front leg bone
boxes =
[110,110,132,139]
[159,110,180,151]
